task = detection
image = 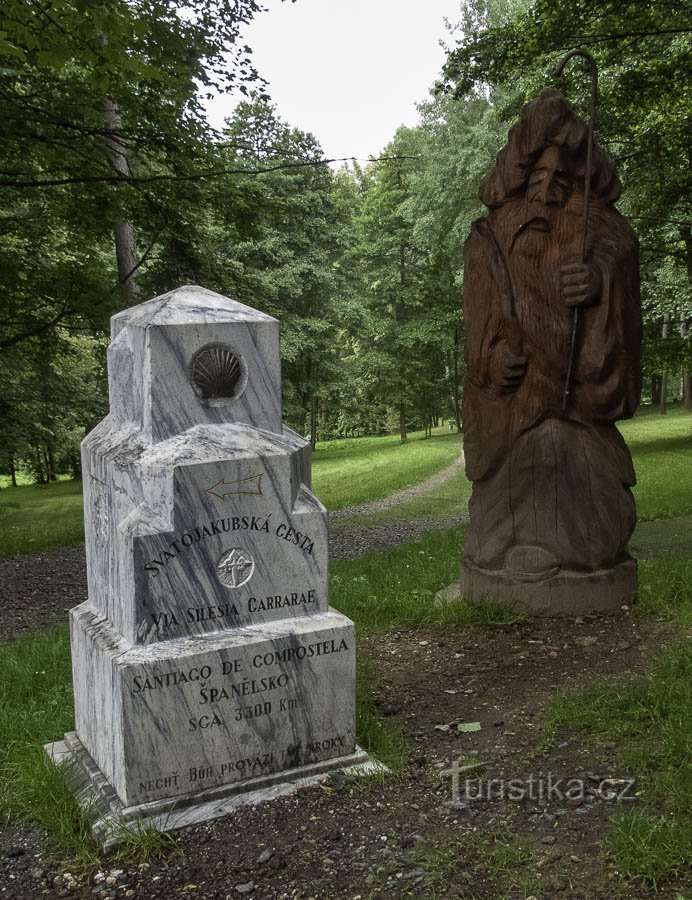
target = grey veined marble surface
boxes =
[65,286,359,812]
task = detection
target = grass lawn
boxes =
[337,465,472,528]
[311,427,461,510]
[1,407,688,558]
[0,480,85,557]
[619,404,692,520]
[546,633,692,885]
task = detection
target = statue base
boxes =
[458,556,637,617]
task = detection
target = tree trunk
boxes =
[650,374,661,406]
[681,222,692,410]
[103,97,140,303]
[660,312,670,414]
[70,451,82,481]
[47,442,57,481]
[452,326,462,432]
[42,446,52,482]
[680,315,691,411]
[9,457,17,487]
[310,395,318,450]
[399,405,407,443]
[34,446,46,484]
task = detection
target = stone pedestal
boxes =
[46,286,379,844]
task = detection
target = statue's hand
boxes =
[490,339,526,393]
[561,262,601,308]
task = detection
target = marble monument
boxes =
[46,286,375,845]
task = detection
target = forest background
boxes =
[1,0,690,484]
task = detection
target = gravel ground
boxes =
[0,460,468,645]
[0,518,472,644]
[0,546,88,644]
[2,512,686,644]
[329,515,467,560]
[2,616,685,899]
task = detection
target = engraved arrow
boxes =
[206,474,263,500]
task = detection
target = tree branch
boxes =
[0,155,421,189]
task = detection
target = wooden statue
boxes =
[460,86,642,615]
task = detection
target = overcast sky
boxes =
[205,0,463,161]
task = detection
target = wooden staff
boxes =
[554,49,598,416]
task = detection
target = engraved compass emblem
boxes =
[216,547,255,589]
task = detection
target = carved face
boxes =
[527,146,571,210]
[496,145,580,264]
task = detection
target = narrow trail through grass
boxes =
[330,451,464,520]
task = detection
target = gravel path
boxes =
[2,444,685,645]
[329,515,467,559]
[0,458,469,644]
[0,546,87,644]
[0,518,470,644]
[329,452,465,520]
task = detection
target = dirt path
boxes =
[2,616,685,899]
[329,453,465,520]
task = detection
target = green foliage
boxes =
[1,0,268,342]
[3,0,690,485]
[334,126,462,439]
[0,627,89,854]
[440,0,692,382]
[194,96,344,438]
[0,331,107,485]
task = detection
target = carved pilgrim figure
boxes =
[460,88,642,614]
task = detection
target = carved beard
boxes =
[494,194,582,268]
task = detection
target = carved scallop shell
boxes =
[191,345,244,403]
